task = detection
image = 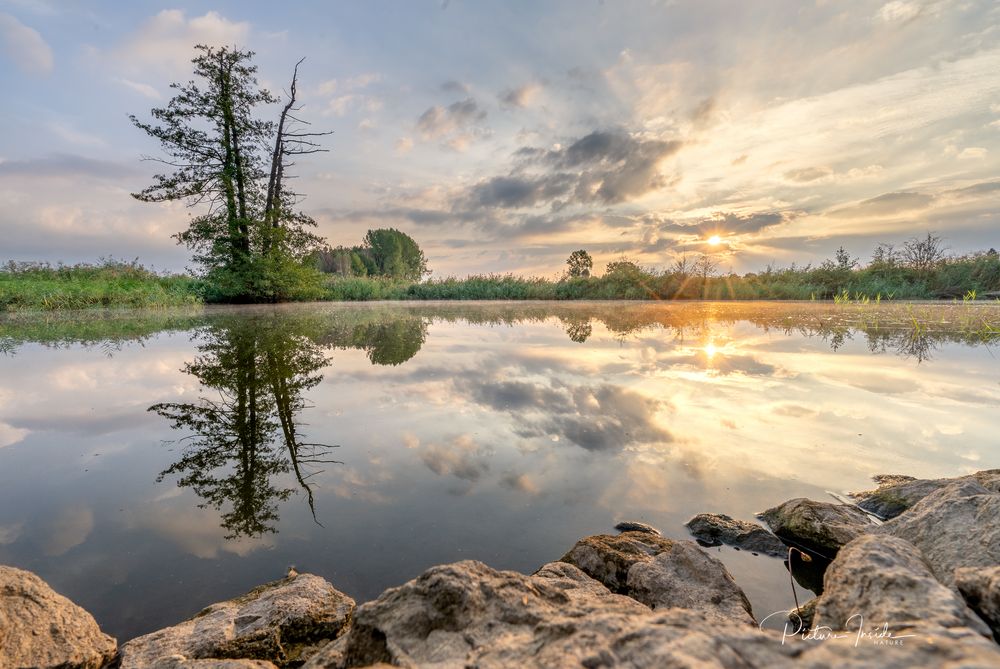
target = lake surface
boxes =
[1,301,999,640]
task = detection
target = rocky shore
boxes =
[3,469,999,668]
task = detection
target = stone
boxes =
[151,658,278,669]
[797,624,1000,668]
[685,513,788,557]
[300,558,1000,669]
[850,469,1000,520]
[119,573,354,669]
[880,480,1000,586]
[788,598,818,633]
[303,560,652,669]
[560,532,754,624]
[613,520,660,535]
[758,498,874,559]
[851,478,949,520]
[0,565,117,669]
[812,535,990,635]
[956,566,1000,642]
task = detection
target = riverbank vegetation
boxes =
[4,240,1000,312]
[0,260,200,312]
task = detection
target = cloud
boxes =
[415,98,489,150]
[43,507,93,556]
[498,83,541,108]
[690,97,716,127]
[110,10,250,76]
[784,166,833,183]
[830,191,935,218]
[499,471,538,494]
[876,1,922,24]
[0,153,135,179]
[416,434,491,482]
[115,78,161,99]
[395,137,414,154]
[0,12,53,74]
[465,129,681,210]
[441,80,469,94]
[459,374,672,453]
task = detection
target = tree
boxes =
[834,246,858,271]
[130,45,327,301]
[360,228,429,280]
[605,258,643,277]
[565,250,593,278]
[693,253,719,282]
[902,232,947,274]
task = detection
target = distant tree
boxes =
[361,228,429,280]
[834,246,858,271]
[314,246,353,275]
[693,253,719,282]
[605,258,643,277]
[130,45,328,301]
[565,250,593,278]
[670,254,691,277]
[902,232,947,274]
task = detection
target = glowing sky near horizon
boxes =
[0,0,998,276]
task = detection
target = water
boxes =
[1,301,998,640]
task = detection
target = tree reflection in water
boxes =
[150,311,427,538]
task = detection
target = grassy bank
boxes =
[321,251,1000,302]
[0,261,202,312]
[5,251,1000,312]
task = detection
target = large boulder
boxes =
[302,560,652,668]
[0,565,117,669]
[879,480,1000,586]
[851,478,949,520]
[956,566,1000,642]
[757,498,874,560]
[685,513,788,557]
[119,573,354,669]
[300,557,1000,669]
[812,535,990,635]
[560,532,755,624]
[850,469,1000,520]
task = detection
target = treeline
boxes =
[313,228,428,281]
[322,233,1000,302]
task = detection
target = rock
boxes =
[758,498,874,559]
[613,520,660,535]
[813,535,990,635]
[880,480,1000,586]
[851,478,949,520]
[303,560,652,669]
[972,469,1000,493]
[851,469,1000,520]
[788,598,818,633]
[301,558,1000,669]
[798,624,1000,668]
[685,513,788,557]
[119,573,354,669]
[0,565,117,669]
[151,658,278,669]
[956,566,1000,642]
[559,531,673,594]
[560,532,754,624]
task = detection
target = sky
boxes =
[0,0,998,276]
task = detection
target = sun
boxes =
[707,235,722,246]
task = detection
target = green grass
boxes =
[7,250,1000,311]
[0,260,203,312]
[319,252,1000,302]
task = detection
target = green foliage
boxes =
[0,260,202,312]
[566,249,593,278]
[130,45,326,303]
